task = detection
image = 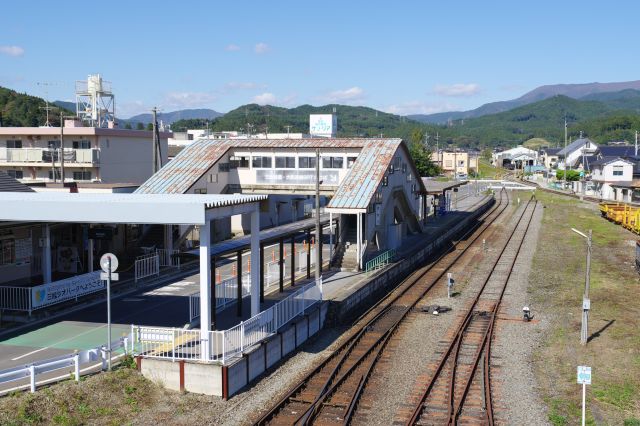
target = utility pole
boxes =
[563,116,568,189]
[151,107,162,173]
[315,148,322,298]
[60,112,65,183]
[436,132,440,168]
[635,130,638,157]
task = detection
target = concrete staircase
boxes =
[332,228,359,272]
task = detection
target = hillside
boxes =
[410,80,640,124]
[0,87,73,127]
[434,95,631,148]
[172,103,421,139]
[127,108,223,125]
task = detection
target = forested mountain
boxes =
[410,81,640,124]
[126,108,223,125]
[172,104,421,140]
[0,87,73,127]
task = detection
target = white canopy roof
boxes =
[0,192,266,225]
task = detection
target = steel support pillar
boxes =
[250,208,260,317]
[356,213,361,271]
[306,229,311,279]
[236,250,242,317]
[319,225,323,273]
[259,242,265,303]
[290,235,295,287]
[329,213,333,267]
[198,221,211,360]
[279,237,284,293]
[211,257,217,330]
[42,224,52,284]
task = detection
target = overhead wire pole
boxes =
[563,116,568,189]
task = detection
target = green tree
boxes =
[124,123,132,129]
[146,123,153,131]
[556,169,581,181]
[408,128,440,176]
[136,122,144,130]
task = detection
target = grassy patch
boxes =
[531,191,640,424]
[477,159,503,179]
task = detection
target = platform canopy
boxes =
[421,179,468,195]
[0,192,266,225]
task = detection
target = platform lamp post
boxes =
[571,228,592,345]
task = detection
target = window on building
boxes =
[72,171,92,181]
[47,140,60,149]
[7,170,23,179]
[407,172,412,182]
[298,156,317,169]
[5,140,22,149]
[72,140,91,149]
[347,156,357,168]
[218,163,230,172]
[445,160,453,168]
[229,156,249,168]
[48,170,61,180]
[275,156,296,168]
[322,156,343,169]
[402,163,407,173]
[252,156,272,168]
[388,164,395,174]
[382,175,388,186]
[367,203,375,214]
[613,166,624,176]
[194,188,208,194]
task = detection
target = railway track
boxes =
[401,194,538,426]
[255,190,516,426]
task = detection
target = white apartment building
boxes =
[0,123,170,184]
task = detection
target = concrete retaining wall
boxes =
[138,302,328,398]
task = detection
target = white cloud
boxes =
[384,101,459,116]
[252,92,277,105]
[0,45,24,57]
[433,83,480,97]
[320,86,365,104]
[162,91,218,109]
[254,42,270,54]
[225,44,240,51]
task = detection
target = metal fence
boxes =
[0,286,32,313]
[157,249,181,269]
[137,281,321,365]
[0,335,129,394]
[135,253,160,282]
[188,273,251,322]
[365,248,396,273]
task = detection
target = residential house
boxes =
[557,136,598,170]
[590,156,636,200]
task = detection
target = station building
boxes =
[136,137,429,269]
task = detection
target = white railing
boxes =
[157,249,180,268]
[0,335,129,394]
[0,147,99,164]
[135,254,160,282]
[137,281,321,364]
[188,273,251,322]
[0,272,103,314]
[0,286,32,313]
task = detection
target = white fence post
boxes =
[29,365,36,392]
[74,353,80,382]
[171,328,176,362]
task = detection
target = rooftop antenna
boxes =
[37,82,57,127]
[285,125,292,138]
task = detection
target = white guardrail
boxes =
[134,253,160,282]
[136,281,321,364]
[0,335,130,394]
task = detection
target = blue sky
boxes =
[1,0,639,118]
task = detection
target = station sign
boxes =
[577,366,591,385]
[256,170,339,186]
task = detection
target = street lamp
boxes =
[571,228,592,345]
